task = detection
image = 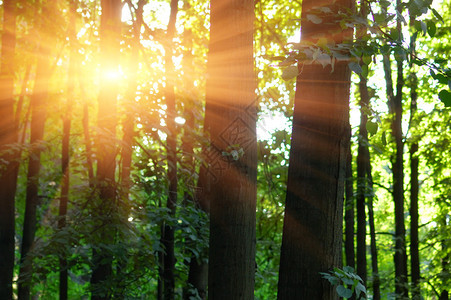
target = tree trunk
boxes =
[0,0,17,298]
[344,138,355,270]
[58,2,78,299]
[356,74,369,285]
[121,0,146,197]
[382,13,408,295]
[160,0,179,299]
[344,147,355,266]
[366,158,381,300]
[206,0,257,298]
[90,0,121,298]
[277,1,353,298]
[383,53,408,299]
[409,13,421,300]
[393,3,408,295]
[409,70,420,300]
[18,4,55,298]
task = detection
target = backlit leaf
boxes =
[307,14,323,24]
[427,20,436,37]
[431,8,444,23]
[366,120,378,136]
[439,89,451,107]
[281,65,299,81]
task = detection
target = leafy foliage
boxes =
[2,0,451,298]
[321,266,367,299]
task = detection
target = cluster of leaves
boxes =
[279,0,451,106]
[321,266,367,299]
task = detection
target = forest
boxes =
[0,0,450,299]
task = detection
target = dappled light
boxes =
[0,0,450,299]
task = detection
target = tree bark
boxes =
[382,10,408,294]
[160,0,179,299]
[344,138,355,270]
[366,158,381,300]
[58,2,78,299]
[0,0,18,298]
[90,0,121,298]
[18,3,55,298]
[409,68,420,300]
[356,74,369,285]
[393,2,408,295]
[121,0,145,197]
[409,13,421,300]
[206,0,257,298]
[277,1,353,298]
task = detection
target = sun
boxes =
[102,67,124,82]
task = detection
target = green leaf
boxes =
[380,0,391,8]
[348,62,362,74]
[412,58,425,66]
[362,55,372,65]
[355,282,367,295]
[343,266,355,273]
[381,44,392,55]
[389,29,400,41]
[430,69,436,78]
[366,120,378,136]
[342,277,354,285]
[427,20,436,37]
[281,65,299,81]
[373,13,385,25]
[307,14,323,24]
[436,73,448,84]
[317,37,328,49]
[381,131,387,145]
[336,285,353,298]
[361,64,368,78]
[439,89,451,107]
[431,8,444,23]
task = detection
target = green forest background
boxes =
[0,0,450,299]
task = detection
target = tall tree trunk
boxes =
[160,0,179,299]
[121,0,145,197]
[58,2,78,299]
[356,74,369,285]
[90,0,121,298]
[344,138,355,270]
[277,0,353,298]
[393,2,408,296]
[366,158,381,300]
[408,13,420,300]
[206,0,257,298]
[0,0,17,298]
[383,53,408,299]
[382,5,408,294]
[409,61,420,300]
[18,3,55,298]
